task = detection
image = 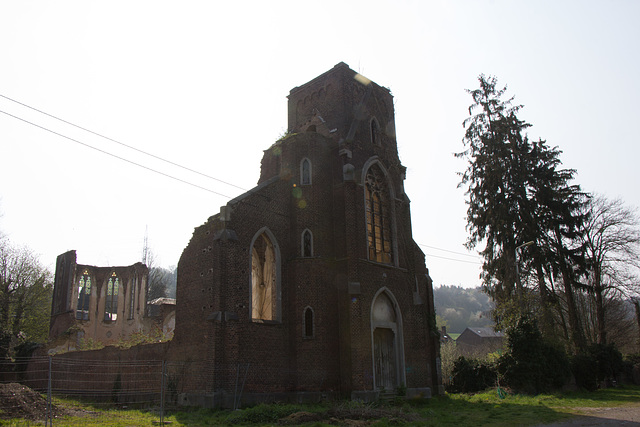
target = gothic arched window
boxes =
[303,306,314,338]
[301,158,312,185]
[251,231,280,321]
[76,270,91,320]
[365,164,393,264]
[104,272,119,322]
[370,117,381,146]
[302,229,313,257]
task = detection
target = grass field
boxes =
[1,385,639,426]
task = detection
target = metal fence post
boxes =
[47,356,52,427]
[160,360,166,425]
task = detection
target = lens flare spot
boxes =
[292,187,302,199]
[354,73,372,86]
[351,297,358,304]
[297,200,307,209]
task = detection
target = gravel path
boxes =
[536,405,640,426]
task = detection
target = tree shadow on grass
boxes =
[413,395,570,426]
[414,386,640,426]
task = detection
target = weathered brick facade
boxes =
[170,63,441,400]
[39,63,442,405]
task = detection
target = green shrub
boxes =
[448,356,497,393]
[623,353,640,384]
[572,343,624,390]
[497,316,570,394]
[589,343,623,381]
[77,337,104,351]
[225,403,304,424]
[571,352,598,391]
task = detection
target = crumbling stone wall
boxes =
[49,251,161,352]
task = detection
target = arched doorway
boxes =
[371,289,405,390]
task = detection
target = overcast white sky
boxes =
[1,1,638,288]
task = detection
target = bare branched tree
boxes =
[580,195,640,344]
[145,250,172,302]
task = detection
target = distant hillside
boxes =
[434,285,494,334]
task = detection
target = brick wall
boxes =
[33,63,441,403]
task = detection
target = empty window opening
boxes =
[251,233,277,320]
[129,277,136,320]
[302,229,313,257]
[304,307,314,338]
[365,164,393,264]
[105,272,119,322]
[301,158,312,185]
[76,270,91,320]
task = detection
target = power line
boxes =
[0,109,234,199]
[416,242,481,259]
[0,94,248,193]
[423,251,482,265]
[2,98,485,267]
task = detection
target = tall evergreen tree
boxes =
[457,75,588,351]
[456,75,531,306]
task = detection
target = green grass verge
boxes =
[2,386,639,426]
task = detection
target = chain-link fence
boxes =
[0,356,210,425]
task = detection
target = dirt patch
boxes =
[279,411,324,424]
[279,407,420,426]
[0,383,95,421]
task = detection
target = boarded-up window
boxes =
[365,164,393,264]
[251,233,276,320]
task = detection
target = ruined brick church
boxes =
[47,62,441,403]
[172,62,440,400]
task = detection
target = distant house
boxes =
[456,327,504,355]
[440,326,454,345]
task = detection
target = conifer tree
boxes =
[458,75,588,350]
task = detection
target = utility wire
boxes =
[0,109,233,199]
[1,98,484,265]
[0,94,248,192]
[423,252,482,264]
[416,242,481,259]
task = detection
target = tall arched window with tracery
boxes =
[104,272,119,322]
[251,231,280,321]
[76,270,91,320]
[365,164,393,264]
